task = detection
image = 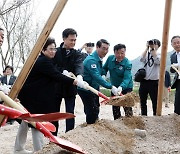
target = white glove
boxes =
[173,63,179,68]
[102,75,106,80]
[111,86,118,96]
[77,80,89,90]
[0,84,11,95]
[117,86,122,95]
[62,70,71,77]
[77,75,83,81]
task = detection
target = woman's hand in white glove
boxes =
[62,70,71,77]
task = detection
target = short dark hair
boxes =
[42,37,56,51]
[5,65,14,73]
[96,39,110,48]
[113,44,126,52]
[171,35,180,43]
[0,27,4,31]
[62,28,77,38]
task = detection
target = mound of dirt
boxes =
[0,96,176,154]
[35,114,180,154]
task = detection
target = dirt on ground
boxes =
[0,95,179,154]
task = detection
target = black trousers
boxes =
[59,96,76,133]
[112,88,133,120]
[53,96,76,135]
[139,80,158,116]
[78,89,99,124]
[174,80,180,114]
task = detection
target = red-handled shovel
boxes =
[69,72,110,103]
[85,85,124,105]
[0,104,75,122]
[0,91,86,154]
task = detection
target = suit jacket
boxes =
[53,42,84,97]
[0,75,16,86]
[170,52,178,89]
[164,71,171,88]
[18,54,74,114]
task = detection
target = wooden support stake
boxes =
[0,0,68,125]
[156,0,172,116]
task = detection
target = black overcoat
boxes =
[18,54,74,114]
[53,43,83,97]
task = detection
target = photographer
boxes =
[79,42,94,60]
[139,39,161,116]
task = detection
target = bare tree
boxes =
[0,0,41,74]
[0,0,31,16]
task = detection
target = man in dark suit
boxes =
[53,28,84,133]
[0,65,16,86]
[170,35,180,115]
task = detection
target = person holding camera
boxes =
[139,39,161,116]
[103,43,133,119]
[79,42,94,60]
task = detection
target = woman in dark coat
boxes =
[14,37,77,154]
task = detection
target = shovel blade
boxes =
[50,136,86,154]
[21,112,75,122]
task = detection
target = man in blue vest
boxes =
[78,39,119,124]
[103,43,133,119]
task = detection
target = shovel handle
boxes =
[86,85,109,100]
[69,72,109,101]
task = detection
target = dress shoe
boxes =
[14,149,33,154]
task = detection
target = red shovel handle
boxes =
[98,91,109,100]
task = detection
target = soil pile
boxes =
[0,96,177,154]
[36,114,180,154]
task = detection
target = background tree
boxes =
[0,0,31,16]
[0,0,41,75]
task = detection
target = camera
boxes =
[148,40,155,45]
[86,43,94,47]
[147,39,157,46]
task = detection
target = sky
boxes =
[33,0,180,61]
[1,0,179,63]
